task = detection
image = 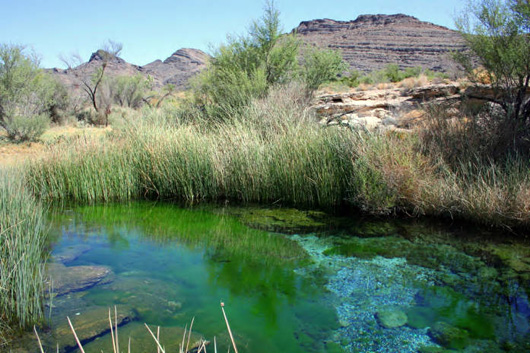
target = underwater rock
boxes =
[53,305,137,351]
[52,244,92,264]
[46,263,113,296]
[428,321,470,350]
[83,276,186,323]
[376,308,408,328]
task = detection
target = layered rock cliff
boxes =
[294,14,466,73]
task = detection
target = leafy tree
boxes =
[455,0,530,124]
[301,47,347,90]
[192,1,299,119]
[0,44,61,141]
[108,74,150,109]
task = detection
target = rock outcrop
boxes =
[294,14,466,73]
[46,263,113,296]
[312,82,465,131]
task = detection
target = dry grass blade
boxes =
[128,336,131,353]
[220,302,238,353]
[67,316,86,353]
[214,336,217,353]
[186,317,195,353]
[114,306,119,353]
[181,324,187,353]
[34,326,45,353]
[145,323,166,353]
[108,308,116,353]
[157,326,160,353]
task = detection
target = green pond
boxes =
[30,202,530,352]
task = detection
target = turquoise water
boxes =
[41,202,530,353]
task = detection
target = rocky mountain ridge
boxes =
[49,14,466,91]
[295,14,465,73]
[50,48,209,91]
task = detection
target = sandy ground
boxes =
[0,126,111,168]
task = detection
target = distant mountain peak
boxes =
[88,49,125,64]
[163,48,209,65]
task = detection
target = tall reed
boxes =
[24,83,530,231]
[0,169,48,344]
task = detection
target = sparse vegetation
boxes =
[341,64,448,88]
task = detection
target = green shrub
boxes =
[301,47,347,91]
[192,1,299,120]
[108,74,150,109]
[0,44,62,138]
[3,114,50,142]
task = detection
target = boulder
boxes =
[46,263,113,297]
[375,308,408,329]
[428,321,470,350]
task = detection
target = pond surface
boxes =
[34,202,530,352]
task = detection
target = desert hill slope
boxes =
[295,14,465,73]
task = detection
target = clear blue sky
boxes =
[1,0,466,69]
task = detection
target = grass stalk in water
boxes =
[0,170,48,344]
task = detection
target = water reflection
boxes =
[46,202,336,353]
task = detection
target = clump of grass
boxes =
[26,83,356,209]
[22,82,530,231]
[0,169,48,344]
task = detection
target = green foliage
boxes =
[108,74,151,109]
[3,114,49,142]
[0,44,61,141]
[341,65,446,87]
[455,0,530,123]
[192,1,300,120]
[301,47,347,90]
[0,171,48,343]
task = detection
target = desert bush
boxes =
[0,44,63,141]
[192,1,299,120]
[3,114,50,142]
[455,0,530,126]
[108,74,150,109]
[301,47,347,91]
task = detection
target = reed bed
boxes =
[0,169,48,344]
[24,83,530,230]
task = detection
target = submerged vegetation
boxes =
[2,0,530,348]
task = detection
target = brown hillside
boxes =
[294,14,466,73]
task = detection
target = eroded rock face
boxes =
[295,14,466,73]
[46,263,113,297]
[313,82,469,131]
